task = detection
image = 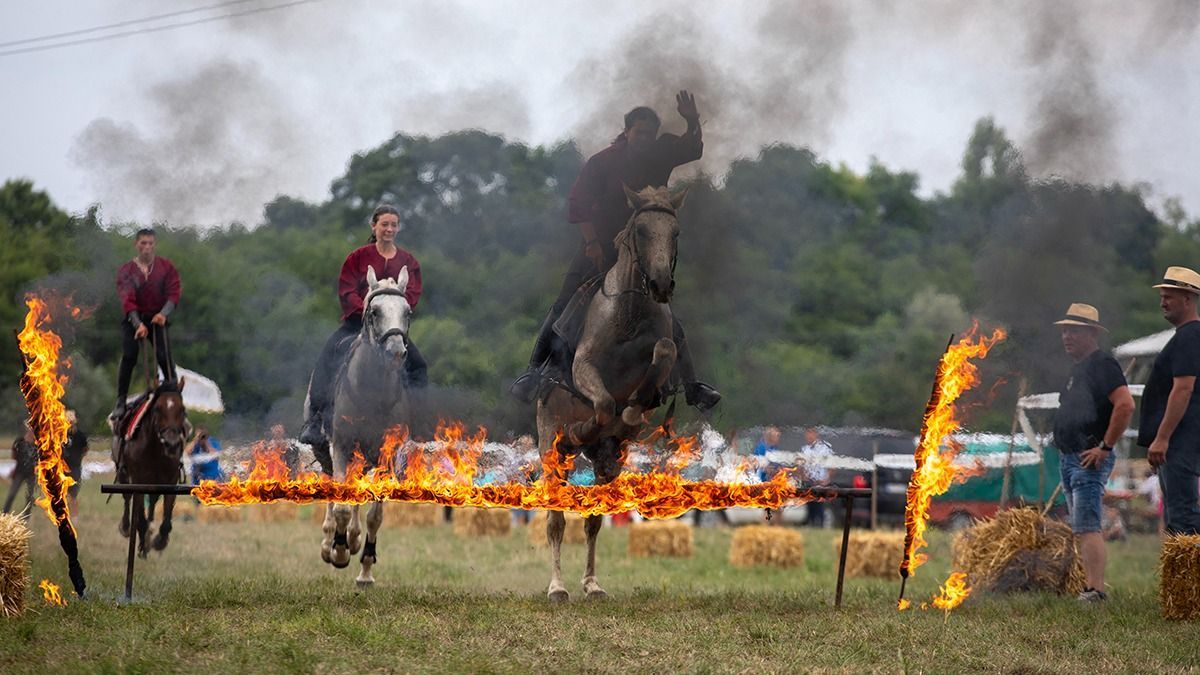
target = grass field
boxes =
[1,474,1197,674]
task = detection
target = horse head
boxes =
[150,377,188,460]
[620,185,687,304]
[363,265,413,364]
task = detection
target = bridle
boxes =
[150,392,187,451]
[362,286,411,349]
[608,203,679,298]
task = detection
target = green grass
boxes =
[1,475,1197,674]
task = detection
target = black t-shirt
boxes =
[63,429,88,473]
[1138,320,1200,449]
[1053,349,1127,453]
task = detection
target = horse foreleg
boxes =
[581,514,607,599]
[320,503,336,564]
[569,356,614,445]
[546,510,569,602]
[152,495,175,551]
[119,494,131,538]
[356,501,383,588]
[328,503,353,569]
[348,504,363,555]
[135,496,151,559]
[622,338,678,427]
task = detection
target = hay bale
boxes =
[247,503,300,523]
[951,507,1085,595]
[0,513,31,617]
[1159,534,1200,621]
[382,502,442,529]
[452,507,512,537]
[730,525,804,568]
[833,530,904,578]
[628,520,693,557]
[526,510,588,546]
[197,505,244,523]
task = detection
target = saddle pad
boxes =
[551,274,604,355]
[122,394,155,441]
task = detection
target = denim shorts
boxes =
[1059,450,1116,534]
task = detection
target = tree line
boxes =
[3,118,1197,438]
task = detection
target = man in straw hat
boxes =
[1139,266,1200,536]
[1052,303,1134,602]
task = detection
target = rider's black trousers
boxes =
[117,321,175,401]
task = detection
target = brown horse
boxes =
[113,380,188,558]
[537,185,686,602]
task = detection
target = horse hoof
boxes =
[356,579,375,589]
[331,547,351,569]
[586,589,608,600]
[321,548,333,564]
[548,589,570,603]
[331,559,350,569]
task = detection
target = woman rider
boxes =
[299,205,427,447]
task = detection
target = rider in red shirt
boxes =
[299,205,427,447]
[509,90,720,412]
[113,227,181,419]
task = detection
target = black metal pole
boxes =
[103,484,195,496]
[124,494,138,603]
[835,495,854,609]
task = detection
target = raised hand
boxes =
[676,90,699,122]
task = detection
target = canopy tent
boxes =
[1114,328,1174,360]
[125,365,225,413]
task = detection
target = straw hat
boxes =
[1152,266,1200,294]
[1053,303,1106,331]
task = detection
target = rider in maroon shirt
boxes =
[299,205,428,448]
[509,90,720,412]
[112,227,181,419]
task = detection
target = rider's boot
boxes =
[509,309,558,404]
[672,318,721,413]
[684,382,722,413]
[109,397,127,426]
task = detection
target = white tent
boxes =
[1114,329,1174,360]
[143,365,224,413]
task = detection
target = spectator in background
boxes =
[187,426,223,484]
[753,426,784,524]
[799,427,834,528]
[3,423,37,514]
[62,410,89,512]
[269,424,302,476]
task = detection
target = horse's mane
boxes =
[155,381,181,394]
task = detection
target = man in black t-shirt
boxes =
[62,410,89,512]
[1052,303,1134,602]
[3,424,37,514]
[1139,266,1200,535]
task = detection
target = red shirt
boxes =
[567,131,702,254]
[339,244,422,321]
[116,257,182,316]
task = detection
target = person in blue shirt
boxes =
[188,427,223,483]
[752,426,782,481]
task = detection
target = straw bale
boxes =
[951,507,1085,595]
[1159,534,1200,621]
[382,502,442,528]
[197,505,244,523]
[0,513,31,617]
[628,520,693,558]
[247,502,301,523]
[730,525,804,568]
[526,510,588,546]
[453,507,512,537]
[833,530,904,578]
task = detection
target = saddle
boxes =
[540,275,604,400]
[114,392,154,441]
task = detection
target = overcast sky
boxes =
[2,0,1198,227]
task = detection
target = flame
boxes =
[900,325,1006,577]
[39,579,66,606]
[931,572,971,613]
[897,598,911,611]
[16,295,76,533]
[194,422,818,517]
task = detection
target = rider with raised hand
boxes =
[299,205,426,447]
[510,89,721,412]
[113,227,181,421]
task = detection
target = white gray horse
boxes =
[537,185,686,601]
[319,265,413,587]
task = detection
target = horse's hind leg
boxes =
[327,503,353,569]
[546,510,569,602]
[356,501,383,588]
[320,503,336,564]
[581,514,606,599]
[152,495,175,551]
